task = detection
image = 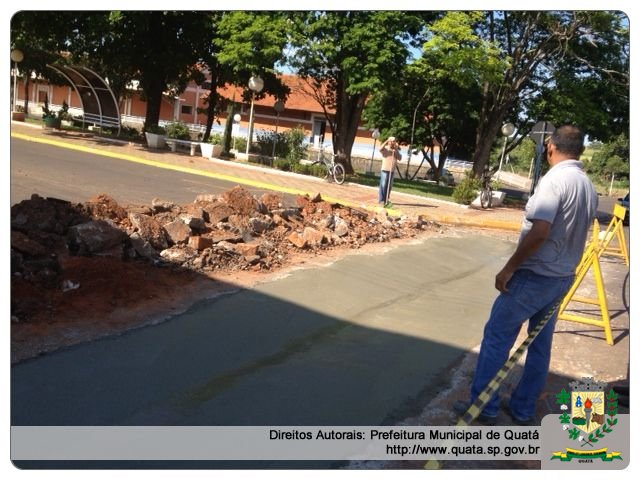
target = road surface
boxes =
[12,233,513,467]
[11,137,272,206]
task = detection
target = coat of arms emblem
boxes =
[569,378,606,436]
[552,377,622,462]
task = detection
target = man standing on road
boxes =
[455,125,598,425]
[378,136,401,208]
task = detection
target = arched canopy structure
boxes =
[46,64,121,135]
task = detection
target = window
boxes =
[181,105,193,115]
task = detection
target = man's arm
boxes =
[495,219,551,292]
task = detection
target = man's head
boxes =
[546,125,585,165]
[387,136,398,149]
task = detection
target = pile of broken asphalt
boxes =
[11,185,442,329]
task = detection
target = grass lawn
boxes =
[349,173,456,202]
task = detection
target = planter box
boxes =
[43,116,61,129]
[470,190,506,208]
[200,142,223,159]
[145,132,166,149]
[11,111,25,122]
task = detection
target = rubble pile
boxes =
[11,187,441,313]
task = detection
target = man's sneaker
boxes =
[384,202,394,209]
[453,400,497,426]
[502,404,537,426]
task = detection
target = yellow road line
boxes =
[12,131,391,214]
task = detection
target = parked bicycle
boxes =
[312,145,346,184]
[480,165,499,209]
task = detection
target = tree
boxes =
[209,12,290,144]
[363,13,494,180]
[587,133,629,179]
[13,11,214,131]
[10,12,74,115]
[287,11,425,172]
[423,11,629,177]
[363,64,482,181]
[99,12,213,131]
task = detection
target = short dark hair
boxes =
[549,125,585,158]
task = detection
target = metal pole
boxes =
[13,62,18,111]
[497,136,508,182]
[246,93,255,157]
[369,138,377,174]
[609,173,615,196]
[271,112,280,159]
[406,90,428,179]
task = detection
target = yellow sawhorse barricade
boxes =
[558,204,628,345]
[597,203,629,266]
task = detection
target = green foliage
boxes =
[452,172,481,205]
[41,95,54,119]
[165,120,191,140]
[233,136,247,153]
[274,158,291,171]
[145,124,166,135]
[208,133,223,145]
[56,101,72,121]
[559,413,571,424]
[293,163,327,178]
[556,389,571,405]
[215,12,289,78]
[587,134,629,179]
[254,126,307,164]
[568,428,580,440]
[284,126,307,162]
[119,125,143,141]
[256,131,287,157]
[506,137,536,174]
[422,11,631,175]
[421,11,508,87]
[288,11,427,167]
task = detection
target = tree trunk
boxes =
[203,67,221,143]
[203,87,219,143]
[24,75,31,116]
[332,89,366,174]
[141,76,165,131]
[471,106,507,177]
[436,151,448,181]
[221,103,236,154]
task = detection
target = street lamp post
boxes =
[245,75,264,157]
[232,113,241,151]
[271,99,285,159]
[406,89,429,178]
[11,49,24,113]
[496,122,515,182]
[368,128,380,174]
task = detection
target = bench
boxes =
[165,138,200,156]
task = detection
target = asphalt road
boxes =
[10,137,271,206]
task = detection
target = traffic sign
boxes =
[529,121,555,145]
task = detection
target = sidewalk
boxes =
[10,122,523,232]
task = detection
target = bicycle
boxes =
[480,165,499,209]
[312,145,346,184]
